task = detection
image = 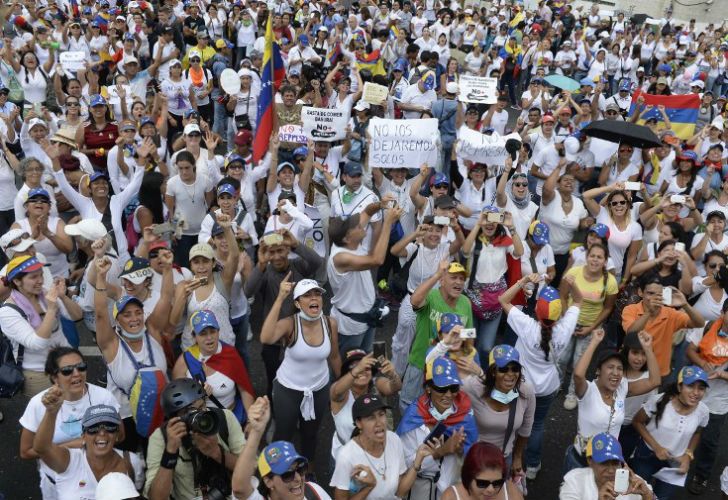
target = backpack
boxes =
[0,303,27,398]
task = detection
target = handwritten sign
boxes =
[303,204,326,258]
[278,124,307,144]
[458,76,499,104]
[301,107,349,142]
[59,51,86,72]
[455,127,521,178]
[362,82,389,105]
[368,117,439,169]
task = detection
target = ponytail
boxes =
[540,320,554,361]
[651,383,680,429]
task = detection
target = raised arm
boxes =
[573,327,605,398]
[259,272,294,345]
[32,386,70,474]
[93,258,119,361]
[409,164,431,210]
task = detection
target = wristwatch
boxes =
[685,450,694,461]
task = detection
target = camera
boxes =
[181,409,220,435]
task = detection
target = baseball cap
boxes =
[276,161,297,174]
[293,279,326,299]
[679,365,710,387]
[217,183,237,197]
[89,171,108,184]
[298,34,309,46]
[586,433,624,463]
[112,295,143,319]
[169,58,182,67]
[6,255,43,281]
[637,66,645,73]
[488,344,520,368]
[528,220,550,245]
[438,312,462,334]
[692,80,705,89]
[605,102,621,112]
[535,286,562,322]
[425,356,461,387]
[352,393,390,420]
[140,116,155,128]
[25,187,51,202]
[677,150,698,163]
[119,120,137,132]
[541,114,555,124]
[82,404,122,431]
[28,118,47,130]
[563,136,580,160]
[589,223,611,239]
[430,172,450,186]
[96,472,139,500]
[343,161,363,176]
[215,38,234,49]
[184,109,200,119]
[184,123,201,135]
[123,55,138,65]
[289,67,301,77]
[445,81,459,94]
[619,80,631,91]
[293,146,309,158]
[190,310,220,335]
[234,129,253,146]
[707,210,727,221]
[258,441,307,477]
[354,100,370,111]
[341,349,367,374]
[579,77,594,87]
[189,243,214,260]
[656,76,669,85]
[0,229,35,257]
[64,219,107,241]
[89,94,107,107]
[447,262,468,276]
[119,257,152,284]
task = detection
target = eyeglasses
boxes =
[708,263,723,269]
[85,423,120,434]
[58,361,88,376]
[190,58,201,62]
[431,384,460,394]
[25,166,44,174]
[279,462,307,483]
[513,182,528,187]
[610,200,627,206]
[187,132,201,138]
[497,364,521,374]
[433,183,449,189]
[474,478,506,490]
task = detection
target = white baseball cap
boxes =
[354,100,370,111]
[293,279,325,299]
[0,229,36,257]
[564,136,580,161]
[184,123,201,135]
[64,219,108,241]
[446,81,459,94]
[96,472,139,500]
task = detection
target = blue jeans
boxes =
[476,312,501,365]
[231,313,250,369]
[211,88,227,139]
[630,440,680,499]
[337,326,375,358]
[525,390,558,468]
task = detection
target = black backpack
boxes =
[0,303,28,398]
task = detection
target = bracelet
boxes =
[160,449,178,469]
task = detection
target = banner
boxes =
[368,118,439,169]
[59,51,86,72]
[458,76,499,104]
[301,107,349,142]
[628,90,700,140]
[277,124,308,144]
[303,204,326,258]
[362,82,389,105]
[455,127,521,179]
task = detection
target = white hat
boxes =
[184,123,201,135]
[128,1,139,7]
[96,472,139,500]
[446,81,459,94]
[0,229,36,257]
[563,136,580,161]
[692,80,705,89]
[711,118,725,131]
[115,15,126,20]
[123,55,139,65]
[64,219,107,241]
[293,279,326,299]
[637,66,645,73]
[28,118,47,130]
[238,68,254,78]
[354,100,370,111]
[599,31,610,38]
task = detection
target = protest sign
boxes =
[302,107,349,141]
[458,76,499,104]
[362,82,389,105]
[59,51,86,72]
[368,118,439,169]
[278,124,308,144]
[303,204,327,258]
[455,127,521,178]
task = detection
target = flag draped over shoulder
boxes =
[253,14,285,163]
[628,90,700,140]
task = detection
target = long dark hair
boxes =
[540,319,555,361]
[651,383,680,429]
[656,239,679,274]
[481,363,523,399]
[138,172,165,224]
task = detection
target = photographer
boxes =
[145,378,245,500]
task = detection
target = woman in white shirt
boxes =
[160,59,196,143]
[495,159,539,241]
[4,50,54,105]
[14,157,58,221]
[631,366,710,499]
[464,42,486,75]
[456,162,495,231]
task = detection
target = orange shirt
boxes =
[622,302,690,376]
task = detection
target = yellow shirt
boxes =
[565,265,618,327]
[182,45,218,69]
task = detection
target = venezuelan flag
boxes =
[70,0,79,19]
[356,49,386,76]
[629,90,700,140]
[327,40,342,66]
[129,368,167,437]
[253,13,285,163]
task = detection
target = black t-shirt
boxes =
[183,15,205,45]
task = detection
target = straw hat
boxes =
[51,128,77,149]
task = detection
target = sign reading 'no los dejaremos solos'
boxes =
[368,118,440,169]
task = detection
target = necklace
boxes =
[358,437,388,480]
[182,180,197,204]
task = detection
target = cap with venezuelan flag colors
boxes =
[258,441,308,476]
[535,286,562,322]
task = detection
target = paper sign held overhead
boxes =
[278,124,308,144]
[458,76,499,104]
[368,117,439,169]
[59,51,86,72]
[301,107,349,142]
[362,82,389,105]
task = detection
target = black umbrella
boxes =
[582,120,662,149]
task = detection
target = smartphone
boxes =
[674,242,686,253]
[459,328,477,339]
[662,286,672,306]
[373,341,386,360]
[614,468,630,494]
[670,194,686,204]
[433,216,450,226]
[424,422,448,444]
[486,212,504,223]
[33,102,42,115]
[624,181,641,191]
[263,233,284,246]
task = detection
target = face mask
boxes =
[117,325,144,340]
[429,402,455,421]
[719,330,728,338]
[491,388,519,404]
[299,309,322,321]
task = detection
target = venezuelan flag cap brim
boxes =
[425,356,461,387]
[6,255,43,281]
[586,432,624,463]
[678,365,710,387]
[489,344,520,368]
[113,295,144,320]
[258,441,307,476]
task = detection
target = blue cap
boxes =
[677,150,698,163]
[210,222,224,237]
[483,127,495,134]
[293,146,308,158]
[81,404,122,430]
[89,171,108,183]
[89,94,107,107]
[430,172,450,186]
[579,77,595,87]
[276,161,297,174]
[482,205,499,213]
[190,310,220,335]
[658,63,672,73]
[26,187,51,201]
[124,32,134,41]
[140,116,155,128]
[421,72,435,91]
[438,313,463,334]
[393,60,407,72]
[6,255,44,281]
[226,153,245,165]
[679,365,710,387]
[489,344,520,368]
[90,21,100,28]
[343,161,363,176]
[586,433,624,463]
[589,223,610,239]
[529,221,550,245]
[425,357,462,387]
[112,295,144,319]
[217,183,236,197]
[578,97,592,105]
[184,109,200,119]
[258,441,307,476]
[298,34,309,46]
[619,79,632,91]
[82,6,92,14]
[332,13,343,23]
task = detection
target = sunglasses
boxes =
[279,462,307,483]
[227,164,244,170]
[190,58,201,62]
[431,384,460,394]
[85,423,119,434]
[708,263,723,269]
[610,200,627,206]
[58,361,88,376]
[474,478,506,490]
[187,132,201,138]
[9,232,31,247]
[606,110,619,115]
[497,364,521,374]
[67,101,80,107]
[513,182,528,187]
[433,183,449,189]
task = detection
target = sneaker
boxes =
[688,475,708,495]
[525,464,540,481]
[563,394,578,410]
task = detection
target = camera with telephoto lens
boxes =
[181,408,220,435]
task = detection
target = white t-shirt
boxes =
[540,191,588,254]
[532,147,563,196]
[596,207,643,280]
[488,109,509,135]
[576,378,629,453]
[402,241,450,294]
[165,174,214,234]
[520,243,555,290]
[641,394,709,458]
[456,178,496,230]
[400,84,437,119]
[330,432,408,499]
[560,467,648,500]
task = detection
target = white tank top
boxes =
[106,332,167,419]
[276,314,331,392]
[181,277,234,349]
[331,390,355,461]
[54,448,139,500]
[328,245,375,336]
[18,217,69,278]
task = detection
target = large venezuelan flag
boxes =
[628,90,700,140]
[356,49,386,76]
[253,13,285,163]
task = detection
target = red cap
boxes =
[148,241,169,252]
[234,130,252,146]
